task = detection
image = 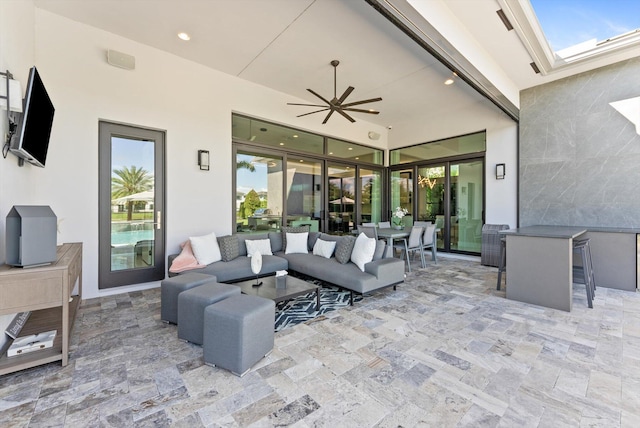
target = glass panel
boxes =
[450,160,483,252]
[417,165,446,248]
[110,137,155,271]
[390,131,486,165]
[232,115,324,155]
[236,151,283,233]
[286,156,322,232]
[327,164,355,235]
[327,138,383,165]
[360,168,382,224]
[390,169,413,218]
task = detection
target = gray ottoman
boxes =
[203,294,275,377]
[161,272,216,324]
[177,282,241,344]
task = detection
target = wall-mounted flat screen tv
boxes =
[10,66,55,168]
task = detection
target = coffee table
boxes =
[233,275,320,311]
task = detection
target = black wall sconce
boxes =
[198,150,209,171]
[496,163,505,180]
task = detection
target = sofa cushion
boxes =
[312,238,336,259]
[245,239,273,257]
[282,226,310,252]
[308,231,321,251]
[169,241,207,273]
[195,255,288,283]
[335,235,356,264]
[285,232,309,254]
[218,235,239,262]
[351,233,377,271]
[190,232,222,265]
[237,233,269,256]
[372,239,386,261]
[268,232,283,253]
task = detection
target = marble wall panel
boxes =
[520,57,640,227]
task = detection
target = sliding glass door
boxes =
[393,158,484,254]
[328,163,355,235]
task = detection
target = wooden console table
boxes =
[0,242,82,375]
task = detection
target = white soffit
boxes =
[498,0,640,76]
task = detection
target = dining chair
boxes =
[421,224,437,264]
[413,221,433,227]
[377,221,391,228]
[362,222,376,227]
[357,225,378,240]
[402,215,414,227]
[393,225,424,272]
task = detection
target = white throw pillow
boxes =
[189,232,222,265]
[245,239,273,257]
[313,238,336,259]
[285,232,309,254]
[350,232,377,271]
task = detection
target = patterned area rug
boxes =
[274,281,363,331]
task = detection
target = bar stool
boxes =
[573,238,596,308]
[496,237,506,290]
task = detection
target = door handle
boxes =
[155,211,161,230]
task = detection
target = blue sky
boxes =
[531,0,640,51]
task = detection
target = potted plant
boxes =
[392,207,408,229]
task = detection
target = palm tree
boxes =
[112,165,153,221]
[237,160,255,171]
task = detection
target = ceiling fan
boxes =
[288,60,382,124]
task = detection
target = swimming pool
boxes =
[111,229,154,246]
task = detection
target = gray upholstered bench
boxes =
[161,272,216,324]
[203,294,275,377]
[177,282,240,344]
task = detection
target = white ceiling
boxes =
[32,0,639,130]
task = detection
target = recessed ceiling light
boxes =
[177,32,191,41]
[279,142,284,146]
[329,152,333,155]
[299,159,304,162]
[355,157,359,160]
[293,134,299,138]
[348,147,353,151]
[444,78,454,85]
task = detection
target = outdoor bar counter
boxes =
[500,225,640,312]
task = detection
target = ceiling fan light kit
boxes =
[288,60,382,124]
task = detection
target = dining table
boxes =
[376,226,412,258]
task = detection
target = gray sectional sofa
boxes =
[168,230,405,304]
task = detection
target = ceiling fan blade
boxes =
[335,108,356,123]
[343,107,380,114]
[336,86,355,105]
[307,89,333,106]
[341,97,383,108]
[287,102,328,108]
[296,108,330,118]
[322,109,336,124]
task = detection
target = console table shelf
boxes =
[0,243,82,376]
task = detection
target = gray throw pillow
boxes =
[372,239,386,261]
[217,235,239,262]
[335,235,356,264]
[282,226,310,252]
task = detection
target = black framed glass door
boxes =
[98,121,165,289]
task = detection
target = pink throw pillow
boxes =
[169,241,207,273]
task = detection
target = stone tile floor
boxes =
[1,258,640,427]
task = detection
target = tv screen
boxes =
[10,66,55,168]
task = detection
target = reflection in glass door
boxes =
[417,165,446,247]
[360,168,382,224]
[328,164,355,235]
[235,150,283,233]
[99,122,165,289]
[286,156,322,232]
[450,160,483,252]
[390,169,413,217]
